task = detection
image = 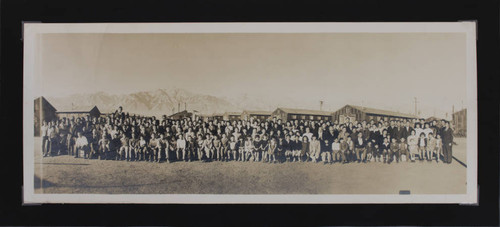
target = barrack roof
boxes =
[346,105,419,119]
[275,107,332,116]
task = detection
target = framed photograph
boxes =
[23,22,477,204]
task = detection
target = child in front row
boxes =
[331,138,341,163]
[229,136,238,161]
[381,137,390,163]
[417,132,427,161]
[237,137,245,161]
[365,141,374,162]
[426,132,437,162]
[399,138,409,162]
[373,144,381,162]
[389,137,399,164]
[339,138,348,164]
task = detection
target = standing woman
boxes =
[407,130,418,162]
[300,136,310,162]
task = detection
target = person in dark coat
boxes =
[394,121,403,141]
[441,122,454,164]
[323,126,335,146]
[354,132,366,163]
[400,121,413,141]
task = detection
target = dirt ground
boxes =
[33,137,468,194]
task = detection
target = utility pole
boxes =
[178,103,180,113]
[320,101,323,111]
[185,102,187,111]
[413,97,418,116]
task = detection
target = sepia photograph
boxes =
[23,22,477,204]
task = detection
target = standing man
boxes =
[41,121,49,157]
[47,123,59,157]
[354,132,366,163]
[441,122,454,164]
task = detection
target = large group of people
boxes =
[40,107,455,165]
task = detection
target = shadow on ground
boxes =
[35,162,90,166]
[34,175,57,189]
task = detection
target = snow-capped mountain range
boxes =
[46,88,296,117]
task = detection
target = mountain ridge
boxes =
[47,88,253,117]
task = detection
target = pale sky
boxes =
[36,32,468,118]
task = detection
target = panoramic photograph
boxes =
[24,23,476,203]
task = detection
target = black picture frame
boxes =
[1,0,499,225]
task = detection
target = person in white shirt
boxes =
[414,123,424,141]
[422,123,434,138]
[302,127,313,142]
[331,138,341,163]
[75,132,89,158]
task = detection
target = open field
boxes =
[33,138,468,194]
